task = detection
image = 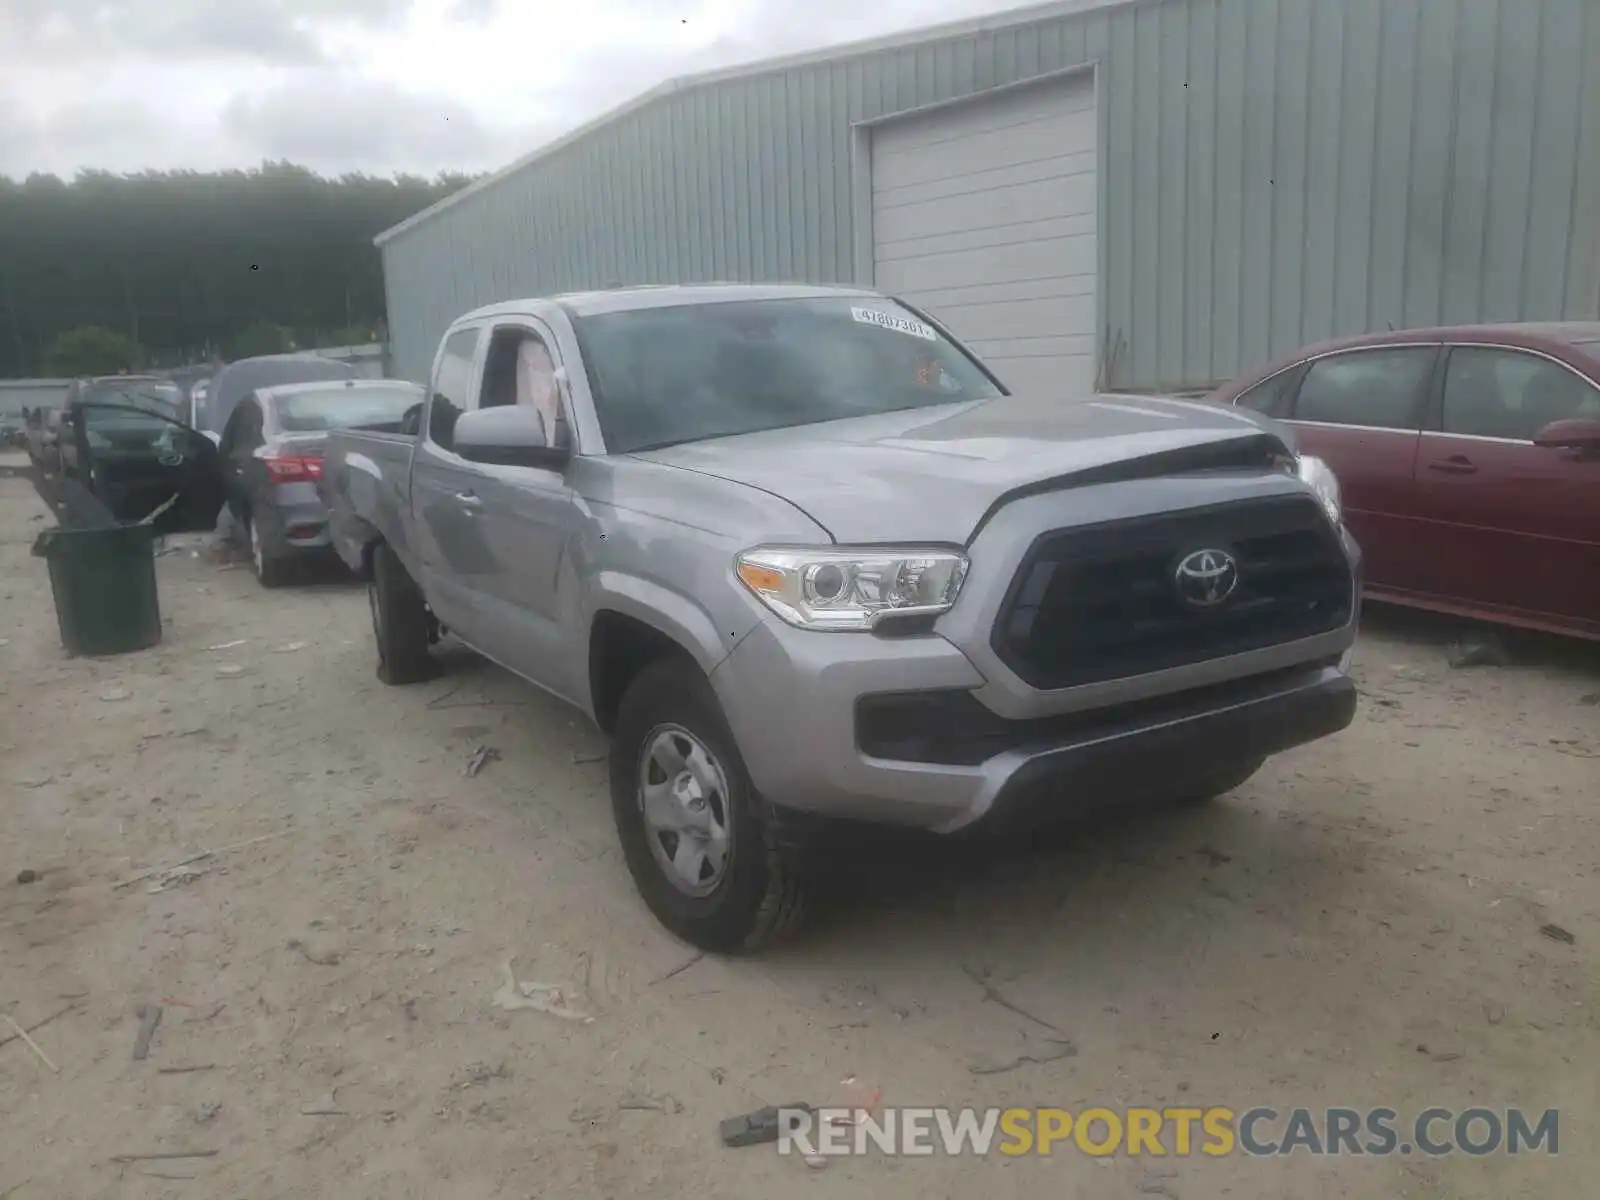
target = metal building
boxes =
[376,0,1600,393]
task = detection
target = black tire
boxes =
[244,515,291,588]
[610,659,806,953]
[1173,757,1266,806]
[369,541,437,685]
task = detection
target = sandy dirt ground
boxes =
[2,455,1596,1199]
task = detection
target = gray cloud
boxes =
[221,75,533,176]
[3,0,410,65]
[0,97,208,179]
[448,0,501,23]
[0,0,1001,179]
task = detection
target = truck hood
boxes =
[632,392,1291,543]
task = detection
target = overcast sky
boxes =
[0,0,1009,180]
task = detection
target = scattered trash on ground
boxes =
[206,640,248,652]
[650,951,704,984]
[968,1036,1078,1075]
[146,864,211,894]
[960,964,1062,1034]
[1448,635,1510,669]
[0,1003,79,1053]
[1581,693,1600,706]
[109,1150,218,1165]
[113,829,293,891]
[1539,923,1576,945]
[15,869,37,885]
[131,1004,164,1060]
[618,1090,685,1115]
[571,1090,686,1124]
[301,1090,347,1117]
[720,1103,813,1148]
[287,937,342,966]
[1,1014,60,1073]
[831,1076,882,1122]
[572,750,606,765]
[157,1064,215,1075]
[195,1102,222,1125]
[214,663,246,678]
[100,686,131,702]
[464,745,501,778]
[273,641,307,653]
[490,958,593,1022]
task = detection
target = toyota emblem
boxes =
[1174,548,1239,608]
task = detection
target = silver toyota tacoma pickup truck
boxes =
[324,284,1360,952]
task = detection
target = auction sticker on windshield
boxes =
[851,307,937,341]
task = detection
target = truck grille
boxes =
[992,496,1353,690]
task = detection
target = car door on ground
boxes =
[1412,346,1600,630]
[1239,344,1438,596]
[411,325,498,644]
[463,320,583,697]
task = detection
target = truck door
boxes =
[460,319,585,700]
[410,324,498,645]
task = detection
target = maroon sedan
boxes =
[1210,323,1600,641]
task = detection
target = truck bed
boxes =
[321,427,416,575]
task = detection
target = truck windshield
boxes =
[575,297,1003,452]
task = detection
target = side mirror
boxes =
[453,405,569,469]
[1532,417,1600,451]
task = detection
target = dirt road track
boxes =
[2,462,1596,1198]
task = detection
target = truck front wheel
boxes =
[610,660,806,953]
[369,542,437,685]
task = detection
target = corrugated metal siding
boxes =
[0,379,71,416]
[382,0,1600,390]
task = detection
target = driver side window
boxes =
[428,327,482,452]
[478,325,565,446]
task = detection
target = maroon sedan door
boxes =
[1275,345,1439,596]
[1413,346,1600,631]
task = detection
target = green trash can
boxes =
[31,525,163,657]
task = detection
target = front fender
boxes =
[583,569,761,681]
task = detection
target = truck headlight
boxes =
[1297,454,1342,526]
[735,546,969,631]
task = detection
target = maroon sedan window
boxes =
[1235,368,1299,417]
[1295,348,1434,430]
[1440,348,1600,441]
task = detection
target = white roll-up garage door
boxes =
[869,74,1099,395]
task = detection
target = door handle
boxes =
[454,490,483,509]
[1426,456,1477,475]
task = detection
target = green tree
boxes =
[0,165,473,377]
[228,321,296,360]
[45,325,142,375]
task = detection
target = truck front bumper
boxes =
[711,620,1357,836]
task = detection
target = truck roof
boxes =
[457,282,883,324]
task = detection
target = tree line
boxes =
[0,163,474,378]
